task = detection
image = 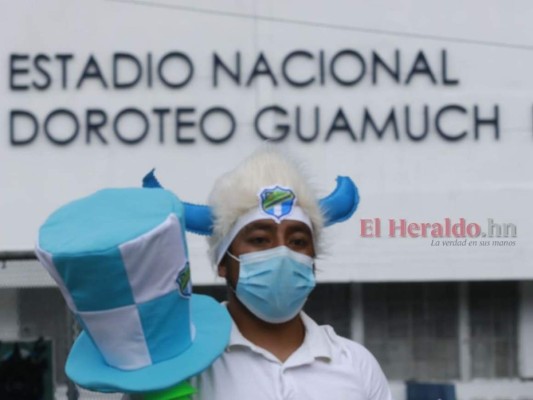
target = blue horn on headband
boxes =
[319,176,360,226]
[142,170,359,235]
[142,169,213,236]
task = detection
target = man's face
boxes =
[218,219,315,287]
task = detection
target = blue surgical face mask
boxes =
[227,246,316,324]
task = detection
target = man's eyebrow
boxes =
[283,221,313,233]
[286,225,313,235]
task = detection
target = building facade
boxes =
[1,1,533,399]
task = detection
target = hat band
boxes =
[214,206,312,266]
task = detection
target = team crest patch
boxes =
[259,186,296,221]
[176,262,192,298]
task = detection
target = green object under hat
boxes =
[143,381,196,400]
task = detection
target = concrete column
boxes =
[350,282,364,343]
[458,282,471,381]
[0,288,19,339]
[518,281,533,378]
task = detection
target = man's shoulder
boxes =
[303,314,364,353]
[314,321,393,399]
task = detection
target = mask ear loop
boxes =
[226,251,240,263]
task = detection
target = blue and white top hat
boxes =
[35,188,231,393]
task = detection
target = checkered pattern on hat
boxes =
[35,189,193,371]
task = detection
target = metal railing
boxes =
[0,251,37,263]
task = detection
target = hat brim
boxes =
[65,294,231,393]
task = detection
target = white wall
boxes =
[1,0,532,283]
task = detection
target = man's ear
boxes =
[218,258,227,278]
[217,251,233,278]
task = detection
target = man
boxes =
[195,148,393,400]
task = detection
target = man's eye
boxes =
[248,236,268,245]
[290,238,309,247]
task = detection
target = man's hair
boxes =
[207,147,324,265]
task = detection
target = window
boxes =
[363,283,459,380]
[3,280,519,398]
[363,282,520,381]
[304,283,352,338]
[469,281,518,378]
[17,288,71,385]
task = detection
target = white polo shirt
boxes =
[194,313,393,400]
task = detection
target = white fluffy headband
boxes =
[142,149,360,266]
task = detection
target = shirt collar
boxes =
[299,312,332,361]
[226,312,332,363]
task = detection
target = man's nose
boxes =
[274,231,288,248]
